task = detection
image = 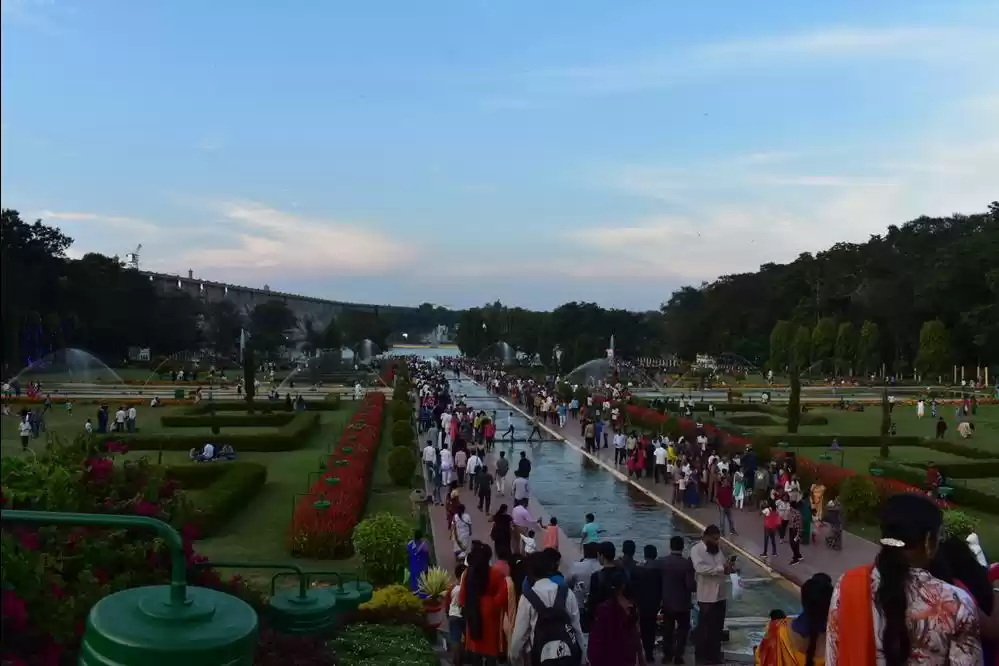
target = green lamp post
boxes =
[1,510,258,666]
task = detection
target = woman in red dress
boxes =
[460,542,508,664]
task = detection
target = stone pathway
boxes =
[491,389,879,587]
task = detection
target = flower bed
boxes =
[1,397,192,406]
[0,437,323,665]
[287,392,387,558]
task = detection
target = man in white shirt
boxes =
[19,419,32,451]
[114,407,126,432]
[466,451,482,492]
[653,442,668,483]
[200,442,216,461]
[422,441,437,482]
[127,405,137,432]
[690,525,734,664]
[613,431,627,465]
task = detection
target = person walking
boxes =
[658,535,696,665]
[477,465,493,513]
[716,476,738,536]
[690,525,735,665]
[788,501,804,566]
[587,567,646,666]
[635,544,663,665]
[495,450,510,496]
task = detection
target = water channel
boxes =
[453,378,798,622]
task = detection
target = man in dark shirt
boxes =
[635,544,663,664]
[584,541,617,631]
[516,451,532,478]
[619,539,639,576]
[657,535,696,664]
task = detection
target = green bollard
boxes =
[0,510,258,666]
[305,571,373,613]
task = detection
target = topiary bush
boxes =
[839,475,881,523]
[387,446,418,487]
[390,399,413,423]
[352,512,410,585]
[391,420,415,448]
[943,510,979,539]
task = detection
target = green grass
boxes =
[0,406,282,457]
[793,445,983,474]
[753,404,999,451]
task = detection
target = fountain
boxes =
[564,358,613,387]
[476,341,517,366]
[353,339,382,366]
[10,348,124,384]
[142,350,205,385]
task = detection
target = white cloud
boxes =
[177,202,415,277]
[530,26,995,95]
[39,210,162,235]
[569,96,999,282]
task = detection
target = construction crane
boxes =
[125,244,142,270]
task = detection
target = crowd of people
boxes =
[405,357,999,666]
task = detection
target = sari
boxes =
[492,560,518,654]
[407,539,431,595]
[827,565,876,666]
[755,617,825,666]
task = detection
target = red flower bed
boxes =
[288,392,386,558]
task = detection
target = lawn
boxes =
[752,404,999,452]
[0,405,280,457]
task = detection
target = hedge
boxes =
[96,412,321,451]
[631,399,828,426]
[871,460,999,514]
[726,414,783,427]
[885,459,999,480]
[183,396,341,415]
[160,413,298,428]
[167,462,268,536]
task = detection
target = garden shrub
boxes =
[160,412,297,428]
[899,459,999,479]
[184,398,340,415]
[183,462,268,536]
[331,623,438,666]
[390,399,414,423]
[943,510,979,539]
[391,419,415,448]
[387,446,418,487]
[839,475,882,523]
[726,414,782,427]
[352,513,410,585]
[873,460,999,514]
[358,584,425,615]
[97,412,320,452]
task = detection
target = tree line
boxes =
[662,203,999,376]
[0,209,457,371]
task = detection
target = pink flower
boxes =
[86,457,114,481]
[50,582,66,600]
[37,640,62,666]
[1,590,28,631]
[16,529,39,551]
[133,499,158,516]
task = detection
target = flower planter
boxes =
[423,599,445,629]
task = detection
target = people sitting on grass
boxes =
[189,442,236,462]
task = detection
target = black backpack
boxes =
[523,584,582,666]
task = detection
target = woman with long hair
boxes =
[587,566,646,666]
[826,493,981,665]
[459,541,508,665]
[755,573,833,665]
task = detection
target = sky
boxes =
[2,0,997,311]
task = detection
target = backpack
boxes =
[523,584,582,666]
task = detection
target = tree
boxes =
[857,321,881,376]
[792,325,812,374]
[879,387,891,458]
[321,317,342,351]
[787,371,801,434]
[811,317,837,374]
[768,321,792,373]
[834,322,856,376]
[205,300,244,357]
[915,319,952,378]
[249,300,298,356]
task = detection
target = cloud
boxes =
[177,202,415,277]
[198,137,225,153]
[569,96,999,282]
[39,210,162,235]
[530,26,995,95]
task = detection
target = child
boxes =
[446,563,466,666]
[65,399,73,415]
[84,418,93,435]
[521,528,537,554]
[543,516,560,550]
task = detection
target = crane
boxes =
[125,244,142,270]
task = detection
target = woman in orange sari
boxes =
[756,574,833,666]
[460,542,508,665]
[825,493,981,666]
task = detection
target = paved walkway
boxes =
[422,427,581,576]
[490,388,878,587]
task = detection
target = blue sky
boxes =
[2,0,997,310]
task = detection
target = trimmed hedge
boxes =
[632,399,828,426]
[97,412,320,451]
[167,462,268,536]
[726,414,783,427]
[871,460,999,514]
[888,459,999,479]
[183,396,341,415]
[391,420,415,448]
[160,412,298,428]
